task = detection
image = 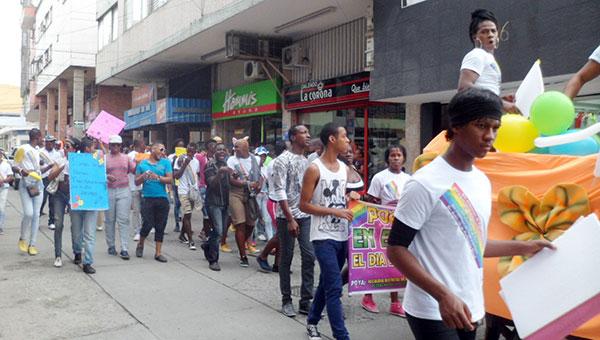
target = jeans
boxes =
[141,197,169,242]
[256,193,274,239]
[173,186,181,227]
[52,191,68,258]
[105,187,132,251]
[278,217,315,305]
[41,177,55,225]
[406,313,478,340]
[0,188,8,230]
[71,210,98,265]
[205,205,228,263]
[307,239,349,340]
[19,179,43,246]
[131,190,142,235]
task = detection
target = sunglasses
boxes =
[159,148,165,152]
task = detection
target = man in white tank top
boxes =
[300,123,354,340]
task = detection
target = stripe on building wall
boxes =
[291,18,366,84]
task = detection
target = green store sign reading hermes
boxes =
[212,79,281,120]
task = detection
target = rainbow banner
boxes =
[348,200,406,295]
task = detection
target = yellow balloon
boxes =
[493,114,540,153]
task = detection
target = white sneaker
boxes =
[189,242,196,251]
[54,257,62,268]
[134,234,140,241]
[48,224,55,230]
[96,225,104,231]
[307,324,322,340]
[257,234,267,241]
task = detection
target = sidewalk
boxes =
[0,189,418,339]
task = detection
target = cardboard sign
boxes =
[68,152,108,211]
[348,200,406,295]
[86,110,125,144]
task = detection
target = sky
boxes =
[0,1,23,87]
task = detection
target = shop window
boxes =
[125,0,149,29]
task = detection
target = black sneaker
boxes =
[240,256,249,268]
[256,257,272,273]
[307,324,322,340]
[73,253,82,265]
[136,246,143,258]
[281,302,296,317]
[82,264,96,274]
[209,262,221,271]
[120,250,130,260]
[154,254,168,263]
[178,234,189,244]
[108,247,117,256]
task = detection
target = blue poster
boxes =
[68,152,108,210]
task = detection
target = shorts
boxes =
[179,194,194,215]
[228,190,255,226]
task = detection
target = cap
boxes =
[44,135,56,142]
[255,146,268,155]
[109,135,123,144]
[211,136,223,143]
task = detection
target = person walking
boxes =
[174,142,200,250]
[269,126,316,318]
[169,139,186,233]
[0,149,14,235]
[255,146,273,242]
[105,135,135,260]
[70,137,103,274]
[202,143,232,271]
[128,139,146,241]
[387,88,554,340]
[300,123,354,340]
[46,137,77,268]
[361,144,411,317]
[135,142,173,263]
[40,135,61,230]
[15,128,51,256]
[227,138,262,267]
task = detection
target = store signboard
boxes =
[132,84,156,108]
[284,72,370,110]
[212,79,281,120]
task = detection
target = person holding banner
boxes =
[270,125,315,317]
[565,44,600,99]
[70,137,102,274]
[300,122,354,340]
[360,144,411,317]
[135,142,173,263]
[457,9,519,114]
[15,128,52,256]
[105,135,136,260]
[47,137,78,268]
[387,88,554,340]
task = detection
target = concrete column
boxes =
[405,103,421,174]
[38,96,47,137]
[57,79,68,140]
[46,89,57,137]
[72,68,85,138]
[281,109,292,136]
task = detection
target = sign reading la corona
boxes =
[284,72,370,110]
[212,79,281,120]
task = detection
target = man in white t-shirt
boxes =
[458,9,519,114]
[565,44,600,99]
[0,149,14,234]
[128,139,146,241]
[173,142,200,250]
[387,88,555,340]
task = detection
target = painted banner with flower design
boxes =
[68,152,108,210]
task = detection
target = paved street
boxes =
[0,190,420,340]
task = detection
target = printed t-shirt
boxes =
[367,168,411,206]
[394,156,491,322]
[174,155,199,195]
[271,150,309,219]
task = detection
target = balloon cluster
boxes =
[493,91,599,156]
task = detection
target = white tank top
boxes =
[310,158,348,242]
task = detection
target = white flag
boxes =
[515,60,544,118]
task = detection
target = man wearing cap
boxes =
[255,146,274,242]
[105,135,136,259]
[0,149,14,235]
[40,135,62,230]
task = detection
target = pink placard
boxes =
[86,110,125,144]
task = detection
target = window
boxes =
[37,6,52,41]
[150,0,168,11]
[125,0,149,29]
[98,6,118,49]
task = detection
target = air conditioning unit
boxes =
[244,61,267,80]
[282,45,310,69]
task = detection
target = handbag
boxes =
[26,184,40,198]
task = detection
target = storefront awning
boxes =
[124,97,211,130]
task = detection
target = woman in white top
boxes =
[362,144,411,317]
[458,9,519,114]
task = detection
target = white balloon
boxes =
[534,122,600,148]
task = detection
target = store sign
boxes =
[284,72,370,110]
[212,79,281,120]
[132,84,155,108]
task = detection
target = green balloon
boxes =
[530,91,575,136]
